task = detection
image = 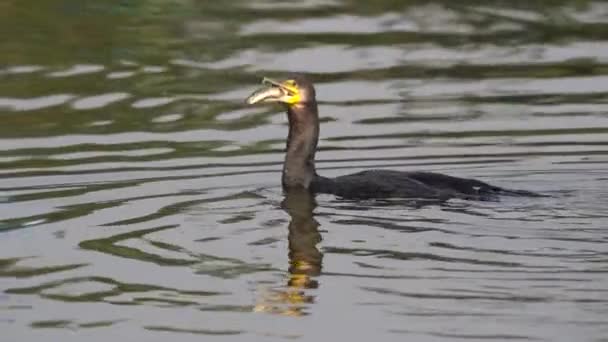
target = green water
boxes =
[1,1,608,341]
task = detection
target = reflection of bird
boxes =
[254,189,322,317]
[247,75,541,200]
[284,189,322,285]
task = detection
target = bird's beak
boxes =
[246,77,300,105]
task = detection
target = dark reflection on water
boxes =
[1,0,608,341]
[254,189,322,317]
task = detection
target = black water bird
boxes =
[246,75,538,200]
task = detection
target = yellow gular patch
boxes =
[282,80,300,104]
[285,92,301,104]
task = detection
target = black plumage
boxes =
[247,75,540,200]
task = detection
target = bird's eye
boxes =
[286,80,297,87]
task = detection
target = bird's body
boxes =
[312,170,538,200]
[246,75,540,201]
[313,170,480,200]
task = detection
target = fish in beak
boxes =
[246,77,301,105]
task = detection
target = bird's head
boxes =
[246,75,316,108]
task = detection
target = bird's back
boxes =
[312,169,528,200]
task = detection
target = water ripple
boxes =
[1,1,607,341]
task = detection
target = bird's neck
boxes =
[283,103,319,190]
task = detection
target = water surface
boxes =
[1,1,608,341]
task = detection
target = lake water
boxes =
[1,1,608,341]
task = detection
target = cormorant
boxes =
[246,75,538,200]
